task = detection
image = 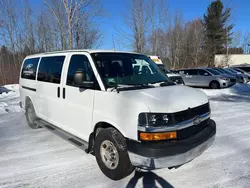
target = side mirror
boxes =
[73,71,94,89]
[74,71,85,86]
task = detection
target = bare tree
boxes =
[0,0,18,52]
[22,0,35,54]
[125,0,150,53]
[148,0,169,55]
[73,6,102,49]
[37,10,59,52]
[44,0,102,50]
[241,31,250,53]
[44,0,67,50]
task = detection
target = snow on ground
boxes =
[0,85,22,116]
[0,84,250,188]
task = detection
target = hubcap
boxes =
[211,83,218,89]
[100,140,119,170]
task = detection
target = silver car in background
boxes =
[178,68,236,89]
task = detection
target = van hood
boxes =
[120,85,208,113]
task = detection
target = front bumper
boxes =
[127,119,216,169]
[219,80,235,88]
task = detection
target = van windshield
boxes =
[91,53,170,88]
[157,64,171,73]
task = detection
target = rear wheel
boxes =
[25,101,40,129]
[94,128,134,180]
[210,81,220,89]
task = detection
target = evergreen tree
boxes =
[203,0,234,66]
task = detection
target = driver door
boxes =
[59,53,100,141]
[197,69,212,87]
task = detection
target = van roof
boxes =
[25,49,141,58]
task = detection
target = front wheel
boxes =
[210,81,220,89]
[94,128,135,180]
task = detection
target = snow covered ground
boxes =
[0,84,250,188]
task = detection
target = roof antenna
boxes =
[112,34,116,52]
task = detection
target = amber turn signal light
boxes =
[139,132,177,141]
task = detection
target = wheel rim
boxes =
[211,83,218,89]
[27,107,35,123]
[100,140,119,170]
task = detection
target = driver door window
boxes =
[198,70,211,76]
[67,55,99,89]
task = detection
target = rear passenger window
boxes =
[198,70,211,76]
[21,58,40,80]
[37,56,65,84]
[186,70,198,75]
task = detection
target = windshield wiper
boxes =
[149,80,175,86]
[109,84,133,93]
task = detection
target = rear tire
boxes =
[25,101,40,129]
[94,128,135,180]
[209,81,220,89]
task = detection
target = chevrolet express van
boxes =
[19,50,216,180]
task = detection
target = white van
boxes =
[19,50,216,180]
[149,56,185,85]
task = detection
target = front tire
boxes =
[94,128,134,180]
[210,81,220,89]
[25,101,40,129]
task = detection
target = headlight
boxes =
[219,77,229,81]
[138,113,173,127]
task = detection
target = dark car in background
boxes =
[231,65,250,74]
[225,68,250,83]
[212,68,245,83]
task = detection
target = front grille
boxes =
[172,103,210,124]
[230,78,236,82]
[169,76,184,84]
[177,118,210,140]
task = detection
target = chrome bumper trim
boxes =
[128,135,215,169]
[138,112,210,133]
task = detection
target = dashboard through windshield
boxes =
[91,53,169,88]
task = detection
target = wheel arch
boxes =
[24,96,38,114]
[87,121,126,154]
[209,80,220,88]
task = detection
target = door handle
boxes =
[63,88,66,99]
[57,87,60,98]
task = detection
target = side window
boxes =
[186,69,198,75]
[37,56,65,84]
[141,65,151,74]
[133,65,140,74]
[198,69,211,76]
[21,58,40,80]
[67,55,97,88]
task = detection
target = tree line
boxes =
[0,0,102,85]
[0,0,247,85]
[124,0,244,69]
